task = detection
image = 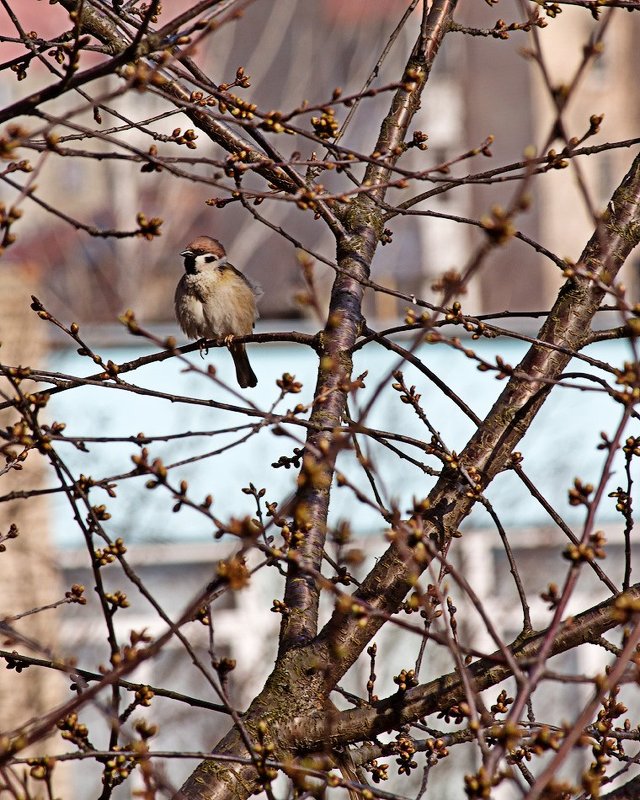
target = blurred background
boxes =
[1,2,640,798]
[1,0,639,323]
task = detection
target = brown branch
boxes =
[0,649,229,714]
[601,776,640,800]
[0,328,316,413]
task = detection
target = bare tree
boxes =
[1,2,640,800]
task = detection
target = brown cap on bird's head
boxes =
[181,236,226,258]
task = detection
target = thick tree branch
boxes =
[311,150,640,689]
[178,3,459,798]
[277,0,458,655]
[283,582,640,749]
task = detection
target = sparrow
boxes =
[174,236,261,388]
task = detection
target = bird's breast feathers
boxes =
[175,267,258,339]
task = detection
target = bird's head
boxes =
[180,236,227,275]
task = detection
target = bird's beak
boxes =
[180,249,193,258]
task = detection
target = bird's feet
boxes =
[198,339,209,358]
[224,334,235,348]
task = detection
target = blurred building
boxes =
[461,4,640,311]
[1,2,638,324]
[0,268,67,791]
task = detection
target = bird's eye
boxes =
[204,255,215,263]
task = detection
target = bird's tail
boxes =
[230,343,257,388]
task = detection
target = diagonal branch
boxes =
[284,581,640,750]
[311,149,640,689]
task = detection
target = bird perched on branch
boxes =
[175,236,261,388]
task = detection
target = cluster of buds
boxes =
[432,270,467,297]
[189,90,217,107]
[109,629,152,669]
[563,530,606,563]
[219,93,257,120]
[394,734,417,776]
[613,592,640,623]
[311,108,339,139]
[464,319,495,341]
[623,435,640,457]
[27,757,56,782]
[90,504,111,523]
[105,589,130,610]
[167,127,198,149]
[57,712,91,750]
[4,650,30,673]
[486,721,523,750]
[271,449,303,471]
[568,478,593,507]
[11,60,28,81]
[254,721,278,789]
[224,149,256,178]
[276,373,303,394]
[438,702,471,726]
[271,598,289,616]
[0,201,22,251]
[393,668,418,692]
[404,307,431,326]
[615,361,640,403]
[481,205,516,244]
[294,186,322,211]
[522,725,563,760]
[545,147,569,169]
[402,65,422,92]
[540,582,561,609]
[540,2,562,18]
[215,515,261,541]
[134,684,154,707]
[464,767,498,799]
[219,66,251,91]
[403,585,443,622]
[367,760,389,783]
[132,448,166,484]
[135,212,162,240]
[216,554,250,590]
[131,1,162,22]
[0,124,27,159]
[335,594,369,625]
[94,537,127,567]
[99,747,138,789]
[424,737,449,760]
[392,373,422,407]
[278,518,309,553]
[261,110,288,134]
[65,584,87,605]
[408,130,428,150]
[0,523,19,552]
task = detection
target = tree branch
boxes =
[311,149,640,689]
[276,0,459,655]
[284,582,640,750]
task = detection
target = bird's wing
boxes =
[225,263,263,300]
